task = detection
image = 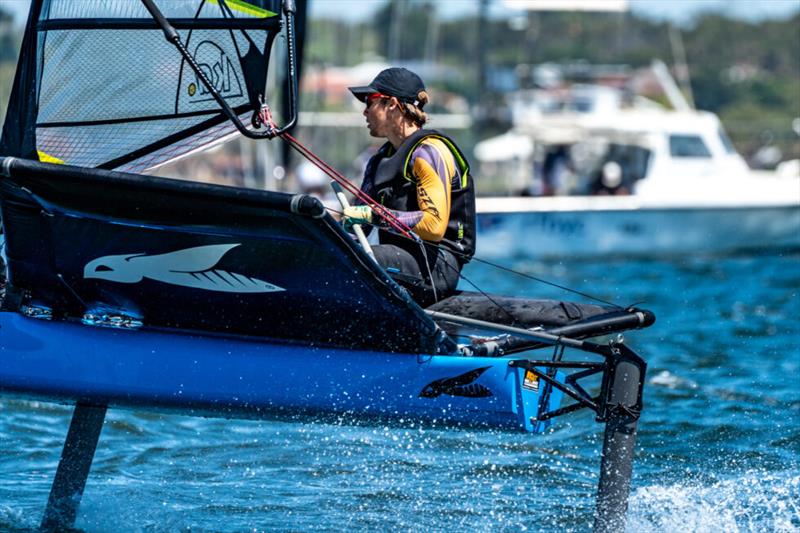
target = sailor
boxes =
[344,67,476,306]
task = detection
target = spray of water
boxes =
[627,471,800,532]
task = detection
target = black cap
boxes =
[349,67,426,107]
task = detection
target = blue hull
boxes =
[0,312,563,432]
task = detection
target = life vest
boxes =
[362,129,476,263]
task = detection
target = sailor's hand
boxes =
[342,205,373,229]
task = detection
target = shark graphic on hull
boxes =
[419,367,494,398]
[84,244,284,293]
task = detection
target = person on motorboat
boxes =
[344,67,476,307]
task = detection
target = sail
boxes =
[0,0,282,172]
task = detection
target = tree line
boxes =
[1,3,798,163]
[306,1,800,164]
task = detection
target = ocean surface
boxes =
[1,251,798,532]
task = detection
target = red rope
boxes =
[283,132,415,238]
[258,106,415,240]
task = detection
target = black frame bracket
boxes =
[509,340,646,424]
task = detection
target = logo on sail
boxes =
[84,244,284,293]
[187,41,243,103]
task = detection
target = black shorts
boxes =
[372,243,461,307]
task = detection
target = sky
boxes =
[627,0,799,25]
[309,0,800,26]
[1,0,799,26]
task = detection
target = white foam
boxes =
[627,471,800,532]
[649,370,698,390]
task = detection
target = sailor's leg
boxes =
[41,402,107,532]
[372,244,460,306]
[372,244,427,296]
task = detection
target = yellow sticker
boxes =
[37,150,64,164]
[208,0,277,18]
[188,82,197,97]
[523,369,539,392]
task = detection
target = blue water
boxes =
[1,251,798,532]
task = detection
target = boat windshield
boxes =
[669,134,712,158]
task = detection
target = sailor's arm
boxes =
[383,141,453,241]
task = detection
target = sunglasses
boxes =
[365,92,391,109]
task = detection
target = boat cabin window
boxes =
[669,135,712,158]
[587,143,651,195]
[569,98,594,113]
[606,144,651,181]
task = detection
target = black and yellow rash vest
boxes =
[360,129,476,264]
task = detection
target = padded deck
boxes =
[427,291,655,345]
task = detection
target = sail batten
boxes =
[40,19,280,30]
[38,108,230,129]
[1,0,282,171]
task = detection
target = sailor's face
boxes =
[363,94,392,138]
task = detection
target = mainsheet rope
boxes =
[259,107,622,310]
[326,203,622,310]
[258,107,415,240]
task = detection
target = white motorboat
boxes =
[474,84,800,259]
[477,190,800,259]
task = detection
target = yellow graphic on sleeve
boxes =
[37,150,64,164]
[208,0,277,18]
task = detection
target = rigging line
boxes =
[279,134,373,208]
[278,132,415,239]
[217,0,260,51]
[442,242,622,309]
[443,262,523,327]
[280,133,379,210]
[173,0,207,115]
[419,240,438,303]
[335,208,621,310]
[467,255,622,309]
[397,231,622,308]
[218,0,245,58]
[342,215,622,309]
[322,206,522,325]
[271,122,619,309]
[279,134,357,194]
[281,137,372,211]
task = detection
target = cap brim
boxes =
[348,85,376,102]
